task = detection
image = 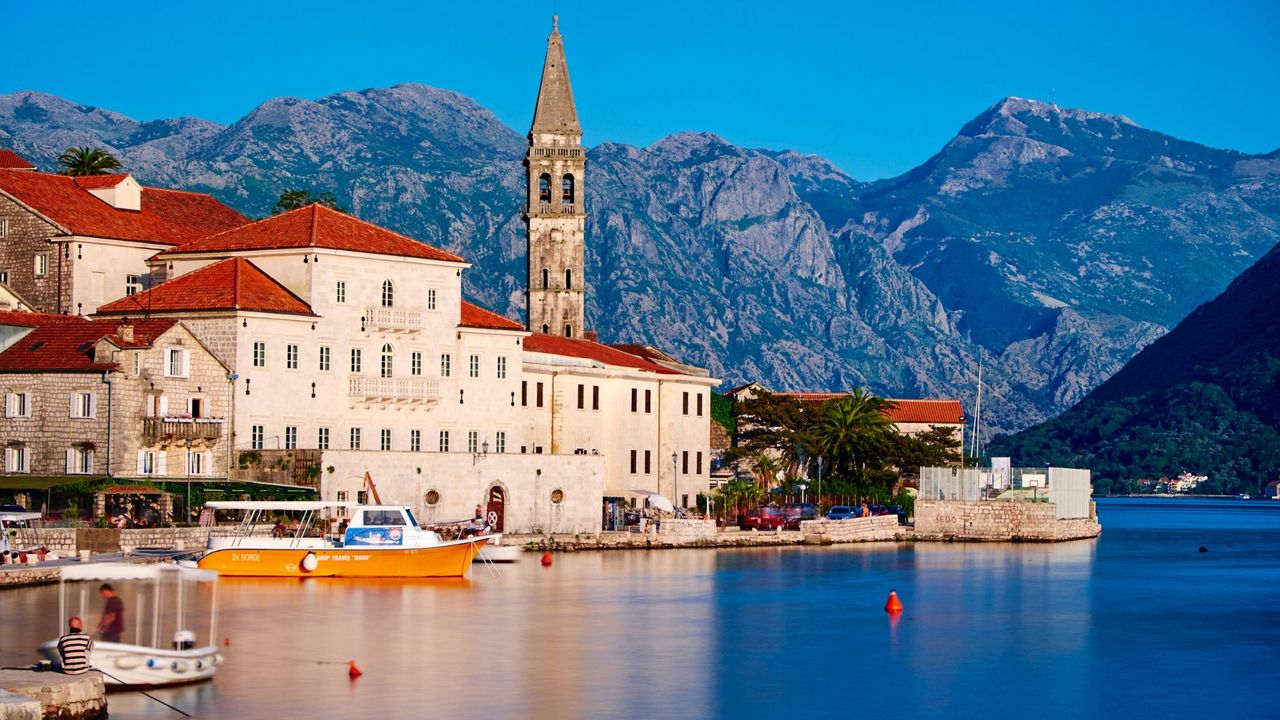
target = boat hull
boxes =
[197,538,487,578]
[39,641,220,688]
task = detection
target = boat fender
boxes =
[214,653,224,665]
[194,660,205,671]
[171,660,190,673]
[301,552,319,573]
[146,658,161,669]
[115,655,142,670]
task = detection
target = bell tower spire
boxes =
[525,15,585,338]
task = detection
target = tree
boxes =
[726,390,819,476]
[273,189,345,214]
[750,453,780,489]
[56,147,122,176]
[808,388,897,489]
[889,425,963,483]
[714,479,764,519]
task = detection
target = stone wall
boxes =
[0,193,68,313]
[118,526,209,552]
[7,527,210,554]
[799,515,900,544]
[913,499,1101,542]
[657,518,716,540]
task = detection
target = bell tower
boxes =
[525,15,585,338]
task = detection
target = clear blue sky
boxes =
[6,0,1278,179]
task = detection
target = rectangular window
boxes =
[350,427,362,450]
[252,342,266,368]
[630,450,637,474]
[697,393,704,417]
[139,450,156,475]
[495,431,506,453]
[380,428,392,451]
[467,431,479,454]
[592,385,600,411]
[631,388,638,413]
[645,389,652,414]
[682,451,690,474]
[438,430,450,453]
[440,354,452,377]
[5,446,29,473]
[577,384,585,410]
[319,346,331,372]
[0,219,6,238]
[497,356,507,379]
[70,392,95,419]
[469,355,480,378]
[536,382,544,408]
[4,392,31,418]
[125,274,143,296]
[251,425,264,449]
[697,451,704,475]
[317,427,330,450]
[284,426,297,449]
[521,381,528,407]
[411,352,422,376]
[69,447,93,474]
[350,348,362,373]
[165,348,189,378]
[644,450,652,475]
[336,281,346,303]
[34,253,48,277]
[187,450,206,476]
[286,344,299,369]
[427,288,437,310]
[410,429,421,452]
[683,391,689,415]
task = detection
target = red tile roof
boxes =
[73,174,129,189]
[96,258,314,317]
[0,309,47,327]
[0,149,36,170]
[459,300,524,331]
[158,204,465,262]
[0,314,177,372]
[524,333,685,375]
[0,170,248,244]
[775,392,964,424]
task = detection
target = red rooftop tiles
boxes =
[776,392,964,424]
[0,149,36,170]
[459,300,524,331]
[0,313,177,373]
[159,204,465,262]
[96,258,314,317]
[524,333,684,375]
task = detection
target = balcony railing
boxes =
[142,416,224,442]
[537,203,579,215]
[365,307,423,333]
[532,147,583,158]
[349,376,441,404]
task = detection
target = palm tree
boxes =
[714,479,764,519]
[809,388,896,489]
[56,147,123,176]
[750,453,780,490]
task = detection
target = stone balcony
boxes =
[537,202,580,215]
[365,307,422,333]
[141,416,224,442]
[349,376,441,404]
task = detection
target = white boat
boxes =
[475,535,523,563]
[39,562,222,689]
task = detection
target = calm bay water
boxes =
[2,498,1277,719]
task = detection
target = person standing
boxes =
[96,583,125,643]
[57,617,94,674]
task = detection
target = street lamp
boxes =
[797,483,808,506]
[671,452,679,511]
[817,457,823,510]
[473,440,489,466]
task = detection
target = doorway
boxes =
[486,486,505,532]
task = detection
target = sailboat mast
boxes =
[974,362,984,462]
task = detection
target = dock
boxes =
[0,670,105,720]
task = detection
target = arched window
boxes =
[541,324,549,334]
[542,268,549,290]
[380,343,393,378]
[538,174,552,204]
[381,280,395,308]
[564,324,572,338]
[561,174,575,204]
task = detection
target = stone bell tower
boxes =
[525,15,585,338]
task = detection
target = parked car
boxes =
[826,505,855,520]
[740,506,787,531]
[783,503,819,530]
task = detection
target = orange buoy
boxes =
[540,551,553,567]
[884,590,904,613]
[348,660,363,679]
[224,637,231,647]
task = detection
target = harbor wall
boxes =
[6,527,211,556]
[0,670,106,720]
[913,500,1101,541]
[800,515,900,544]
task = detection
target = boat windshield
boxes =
[404,509,419,527]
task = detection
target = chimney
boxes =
[117,321,134,344]
[583,330,598,343]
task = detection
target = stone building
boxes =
[724,382,965,440]
[0,165,247,315]
[0,310,232,490]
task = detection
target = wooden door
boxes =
[486,487,505,532]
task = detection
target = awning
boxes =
[0,476,85,491]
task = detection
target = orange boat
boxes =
[198,501,487,578]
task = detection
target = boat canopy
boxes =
[205,500,407,511]
[0,512,42,522]
[60,562,218,583]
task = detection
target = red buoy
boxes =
[885,590,904,614]
[348,660,363,679]
[541,551,553,567]
[224,637,231,647]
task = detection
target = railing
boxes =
[536,202,579,215]
[142,416,224,441]
[532,147,583,158]
[918,465,1094,519]
[365,307,422,332]
[349,376,441,403]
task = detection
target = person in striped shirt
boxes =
[56,617,93,675]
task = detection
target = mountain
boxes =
[991,240,1280,493]
[3,88,1279,432]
